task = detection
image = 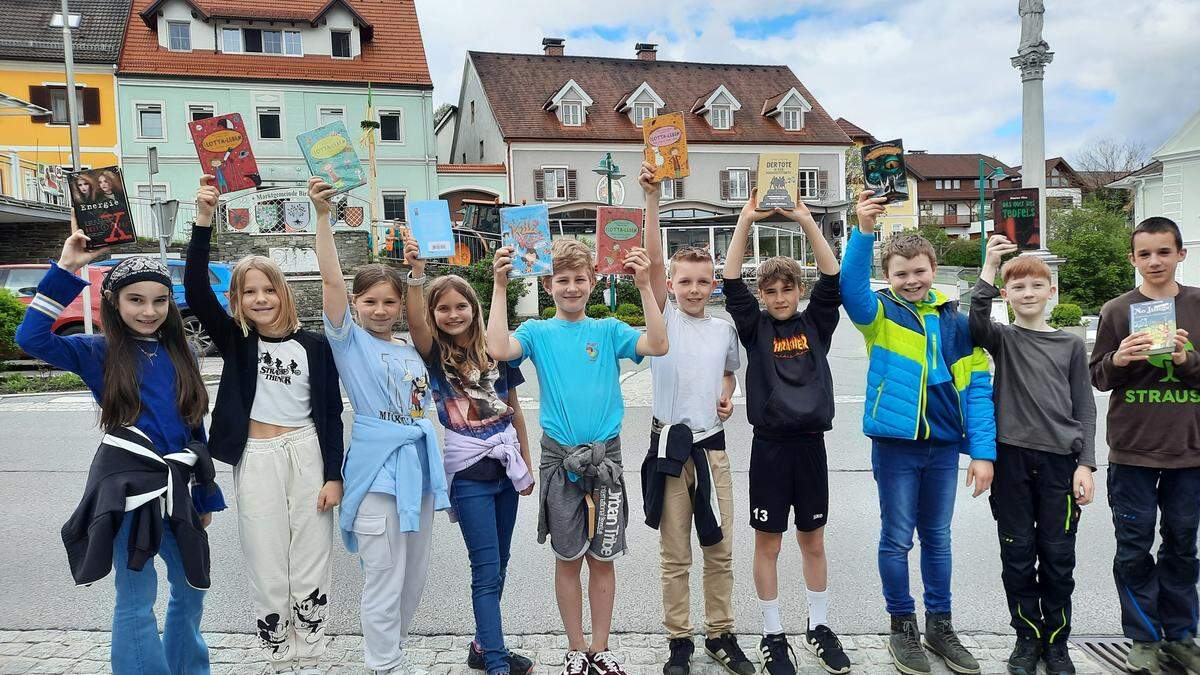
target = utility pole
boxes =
[58,0,92,334]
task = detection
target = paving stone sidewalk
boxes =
[0,630,1112,675]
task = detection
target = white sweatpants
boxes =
[353,491,435,672]
[234,425,334,669]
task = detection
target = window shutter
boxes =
[719,170,730,201]
[28,86,51,123]
[749,170,757,192]
[83,88,101,125]
[534,169,544,201]
[674,177,685,199]
[818,169,829,198]
[566,169,578,201]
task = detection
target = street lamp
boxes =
[592,152,625,311]
[978,160,1008,266]
[53,4,91,334]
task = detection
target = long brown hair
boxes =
[99,287,208,433]
[426,275,492,377]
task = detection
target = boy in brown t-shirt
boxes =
[1090,217,1200,675]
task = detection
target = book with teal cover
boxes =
[500,204,552,278]
[297,121,367,195]
[406,200,455,259]
[1130,298,1176,356]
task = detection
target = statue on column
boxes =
[1018,0,1049,53]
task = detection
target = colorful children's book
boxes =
[406,200,456,259]
[993,187,1041,250]
[189,113,261,195]
[297,121,367,195]
[757,153,799,210]
[500,204,552,278]
[643,112,690,182]
[861,139,910,205]
[67,166,136,251]
[595,206,644,275]
[1130,298,1177,356]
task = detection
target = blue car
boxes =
[95,258,233,355]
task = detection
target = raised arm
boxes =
[840,192,887,333]
[485,246,523,361]
[15,230,103,375]
[185,175,236,348]
[780,200,839,275]
[401,228,434,360]
[969,236,1018,354]
[639,161,668,312]
[310,177,348,328]
[721,190,766,280]
[626,247,669,356]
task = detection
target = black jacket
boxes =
[62,427,216,588]
[640,424,724,547]
[185,225,345,480]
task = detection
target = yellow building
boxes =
[836,117,920,237]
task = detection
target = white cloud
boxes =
[413,0,1200,166]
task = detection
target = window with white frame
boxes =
[383,192,406,221]
[935,180,944,189]
[262,30,283,54]
[167,21,191,51]
[660,178,675,200]
[728,169,749,200]
[710,105,731,130]
[284,31,302,56]
[136,103,163,139]
[797,169,819,199]
[633,102,655,127]
[188,104,214,121]
[49,87,84,125]
[318,107,344,126]
[544,168,568,201]
[379,110,403,142]
[781,107,801,130]
[221,27,242,52]
[560,101,582,127]
[331,30,351,58]
[257,106,281,139]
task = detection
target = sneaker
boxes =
[805,625,851,674]
[757,634,797,675]
[590,649,626,675]
[704,633,756,675]
[665,637,694,675]
[888,614,931,675]
[1006,635,1041,675]
[468,641,534,675]
[563,650,591,675]
[923,612,980,674]
[1162,638,1200,674]
[1041,639,1074,675]
[1125,641,1165,675]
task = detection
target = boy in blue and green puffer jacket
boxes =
[840,192,997,675]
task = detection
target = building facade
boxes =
[905,152,1021,238]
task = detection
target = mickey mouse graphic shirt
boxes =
[249,334,313,427]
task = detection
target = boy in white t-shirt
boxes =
[638,162,755,675]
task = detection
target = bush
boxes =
[0,372,85,395]
[615,312,645,327]
[0,289,26,360]
[586,304,610,318]
[1049,302,1083,328]
[1048,200,1134,313]
[540,306,556,319]
[616,303,640,315]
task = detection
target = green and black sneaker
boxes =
[1125,641,1165,675]
[1006,635,1040,675]
[922,612,979,674]
[1161,638,1200,675]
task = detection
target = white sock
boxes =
[759,596,783,635]
[807,587,829,630]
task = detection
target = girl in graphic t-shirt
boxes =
[403,235,535,675]
[309,177,450,675]
[186,175,345,675]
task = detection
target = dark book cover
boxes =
[861,139,909,204]
[595,206,644,275]
[757,153,799,210]
[1130,298,1176,356]
[463,200,510,237]
[993,187,1041,250]
[189,113,261,195]
[68,166,136,251]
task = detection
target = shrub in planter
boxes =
[615,312,645,327]
[540,307,556,319]
[1049,302,1083,328]
[587,304,611,318]
[0,289,26,361]
[616,303,640,315]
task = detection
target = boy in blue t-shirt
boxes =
[487,238,669,675]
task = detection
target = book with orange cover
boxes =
[643,112,689,182]
[595,206,644,275]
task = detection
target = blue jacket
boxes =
[339,413,450,552]
[840,228,997,460]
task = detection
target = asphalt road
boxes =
[0,306,1125,639]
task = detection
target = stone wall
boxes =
[0,221,74,264]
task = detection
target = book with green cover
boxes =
[297,121,367,195]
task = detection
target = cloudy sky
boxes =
[412,0,1200,167]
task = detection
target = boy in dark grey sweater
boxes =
[969,235,1097,675]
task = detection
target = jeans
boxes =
[451,476,519,675]
[871,438,960,616]
[1108,463,1200,642]
[112,513,210,674]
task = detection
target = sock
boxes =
[759,596,783,635]
[807,587,829,630]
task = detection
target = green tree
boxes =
[845,147,864,228]
[0,289,25,361]
[1047,199,1134,314]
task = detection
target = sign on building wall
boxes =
[269,246,321,273]
[220,186,370,234]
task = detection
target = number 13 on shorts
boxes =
[752,508,769,522]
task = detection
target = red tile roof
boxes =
[468,51,852,145]
[835,117,877,143]
[120,0,431,87]
[905,153,1015,180]
[436,163,506,174]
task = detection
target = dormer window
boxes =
[545,79,593,127]
[617,82,665,127]
[762,87,812,131]
[693,85,741,131]
[167,21,190,51]
[782,107,801,131]
[331,30,352,58]
[560,101,583,127]
[633,102,655,127]
[225,27,303,56]
[711,105,731,130]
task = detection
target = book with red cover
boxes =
[189,113,261,195]
[993,187,1041,250]
[595,206,644,275]
[68,166,136,250]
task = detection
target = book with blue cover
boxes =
[1130,298,1177,356]
[500,204,552,278]
[297,121,367,195]
[406,200,455,259]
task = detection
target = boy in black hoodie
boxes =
[722,190,848,675]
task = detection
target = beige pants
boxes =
[659,448,736,638]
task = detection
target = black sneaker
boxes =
[1041,639,1075,675]
[704,633,755,675]
[665,637,694,675]
[805,625,851,674]
[923,612,980,675]
[1006,635,1041,675]
[758,634,797,675]
[467,641,534,675]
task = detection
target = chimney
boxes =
[635,42,657,61]
[542,37,565,56]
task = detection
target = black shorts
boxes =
[748,433,829,533]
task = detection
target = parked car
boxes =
[1,259,233,355]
